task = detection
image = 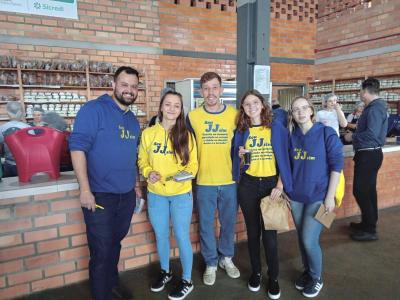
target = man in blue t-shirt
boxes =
[69,66,142,300]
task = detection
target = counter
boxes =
[1,145,400,299]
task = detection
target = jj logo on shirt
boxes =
[153,142,172,155]
[293,148,315,160]
[248,136,272,148]
[204,121,226,133]
[119,125,135,140]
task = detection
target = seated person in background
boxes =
[42,112,73,171]
[0,102,31,177]
[316,93,347,136]
[28,107,45,127]
[272,98,288,128]
[148,87,174,127]
[346,101,364,132]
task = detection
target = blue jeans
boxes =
[196,183,238,266]
[290,200,323,280]
[82,189,136,300]
[147,191,193,281]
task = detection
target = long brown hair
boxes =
[158,91,191,166]
[236,89,273,132]
[288,96,316,133]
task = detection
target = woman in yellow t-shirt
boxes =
[138,91,198,300]
[233,90,292,300]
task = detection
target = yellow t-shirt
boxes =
[245,126,277,177]
[188,105,237,185]
[138,123,198,196]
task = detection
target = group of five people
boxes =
[70,66,386,300]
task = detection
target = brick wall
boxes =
[315,0,400,79]
[1,151,400,299]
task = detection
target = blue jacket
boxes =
[273,107,288,128]
[289,122,344,204]
[69,94,141,193]
[232,121,293,196]
[353,98,388,150]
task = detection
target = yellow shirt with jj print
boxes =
[188,105,237,185]
[245,126,276,177]
[138,123,198,196]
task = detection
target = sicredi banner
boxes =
[0,0,78,20]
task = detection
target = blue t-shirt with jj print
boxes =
[69,94,140,193]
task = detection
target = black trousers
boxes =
[353,149,383,233]
[238,173,279,279]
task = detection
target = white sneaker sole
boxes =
[203,277,216,286]
[248,283,261,292]
[168,285,194,300]
[218,262,240,279]
[268,291,281,299]
[150,276,172,292]
[302,283,323,298]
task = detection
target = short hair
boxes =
[6,101,23,120]
[33,107,45,113]
[362,78,380,95]
[114,66,139,82]
[200,72,222,87]
[323,93,337,103]
[42,112,67,131]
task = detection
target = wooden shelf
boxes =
[22,85,87,89]
[24,101,86,104]
[0,84,19,88]
[21,68,86,74]
[334,88,361,92]
[308,90,333,94]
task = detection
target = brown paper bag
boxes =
[314,204,336,229]
[260,193,290,231]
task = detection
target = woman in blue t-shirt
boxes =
[288,96,344,298]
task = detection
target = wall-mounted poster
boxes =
[0,0,78,19]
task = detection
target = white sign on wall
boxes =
[253,65,271,95]
[0,0,78,20]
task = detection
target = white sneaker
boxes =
[203,265,217,285]
[218,257,240,279]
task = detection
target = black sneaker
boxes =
[302,278,323,298]
[150,270,172,292]
[295,271,312,291]
[168,279,194,300]
[268,278,281,299]
[248,273,261,292]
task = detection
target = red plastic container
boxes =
[5,127,64,182]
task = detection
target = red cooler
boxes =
[5,127,65,182]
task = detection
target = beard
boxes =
[114,90,137,107]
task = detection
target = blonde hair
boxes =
[288,96,316,133]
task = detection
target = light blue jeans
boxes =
[196,183,238,266]
[147,191,193,281]
[290,200,324,280]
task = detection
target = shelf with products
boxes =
[0,56,150,125]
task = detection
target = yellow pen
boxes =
[95,204,105,210]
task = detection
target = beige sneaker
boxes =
[203,265,217,285]
[219,257,240,279]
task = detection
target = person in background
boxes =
[138,91,198,300]
[232,90,292,300]
[288,96,343,298]
[187,72,240,286]
[271,98,288,128]
[69,66,142,300]
[148,87,174,127]
[42,112,73,171]
[28,106,45,127]
[0,101,30,177]
[316,93,347,136]
[344,78,388,241]
[346,101,364,132]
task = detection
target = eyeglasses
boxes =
[291,105,311,114]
